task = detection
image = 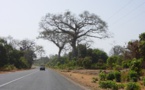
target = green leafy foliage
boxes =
[143,77,145,86]
[99,71,106,81]
[114,71,121,82]
[117,83,125,89]
[0,37,41,70]
[122,60,130,68]
[91,63,106,69]
[99,81,118,90]
[92,49,108,63]
[0,44,8,67]
[107,72,115,80]
[107,56,123,69]
[130,58,142,75]
[82,57,92,69]
[128,70,138,82]
[126,82,140,90]
[2,64,17,71]
[121,71,129,82]
[113,65,122,71]
[77,44,87,58]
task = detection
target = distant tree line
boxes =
[0,36,44,70]
[38,11,111,60]
[37,11,145,70]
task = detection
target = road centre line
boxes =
[0,70,38,88]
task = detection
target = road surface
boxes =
[0,68,87,90]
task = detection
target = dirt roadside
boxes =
[57,69,103,90]
[0,67,36,74]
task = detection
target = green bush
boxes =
[121,71,129,82]
[128,70,138,82]
[122,61,130,68]
[107,56,117,69]
[77,58,84,66]
[126,82,140,90]
[107,72,115,80]
[91,63,106,69]
[130,58,142,75]
[99,71,106,81]
[82,57,92,69]
[143,77,145,86]
[114,71,121,82]
[98,63,107,69]
[117,83,125,89]
[2,64,17,71]
[113,65,122,70]
[99,81,118,90]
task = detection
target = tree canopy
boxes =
[39,11,110,58]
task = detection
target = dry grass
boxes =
[60,70,103,90]
[58,69,145,90]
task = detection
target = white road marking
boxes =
[0,70,38,87]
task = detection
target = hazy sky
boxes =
[0,0,145,56]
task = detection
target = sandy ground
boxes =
[58,69,145,90]
[59,70,102,90]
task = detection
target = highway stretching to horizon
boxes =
[0,68,88,90]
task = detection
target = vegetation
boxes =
[1,10,145,89]
[106,72,115,80]
[114,71,121,82]
[128,70,138,82]
[39,11,110,58]
[99,71,106,81]
[99,81,118,90]
[0,37,44,70]
[143,77,145,86]
[126,82,140,90]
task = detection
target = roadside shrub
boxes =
[99,81,118,90]
[121,71,129,82]
[143,77,145,86]
[2,64,17,71]
[90,63,97,69]
[117,83,125,89]
[82,57,92,69]
[77,58,84,67]
[114,71,121,82]
[97,63,106,69]
[19,57,29,69]
[122,61,130,68]
[91,63,106,69]
[67,60,77,66]
[113,65,122,71]
[130,58,142,75]
[107,72,115,80]
[126,82,140,90]
[99,71,106,81]
[107,56,117,69]
[128,70,138,82]
[92,77,98,83]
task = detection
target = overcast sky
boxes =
[0,0,145,56]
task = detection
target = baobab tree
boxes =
[39,11,110,58]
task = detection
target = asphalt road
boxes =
[0,68,87,90]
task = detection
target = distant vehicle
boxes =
[40,65,45,71]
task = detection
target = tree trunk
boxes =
[71,39,77,58]
[58,48,62,60]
